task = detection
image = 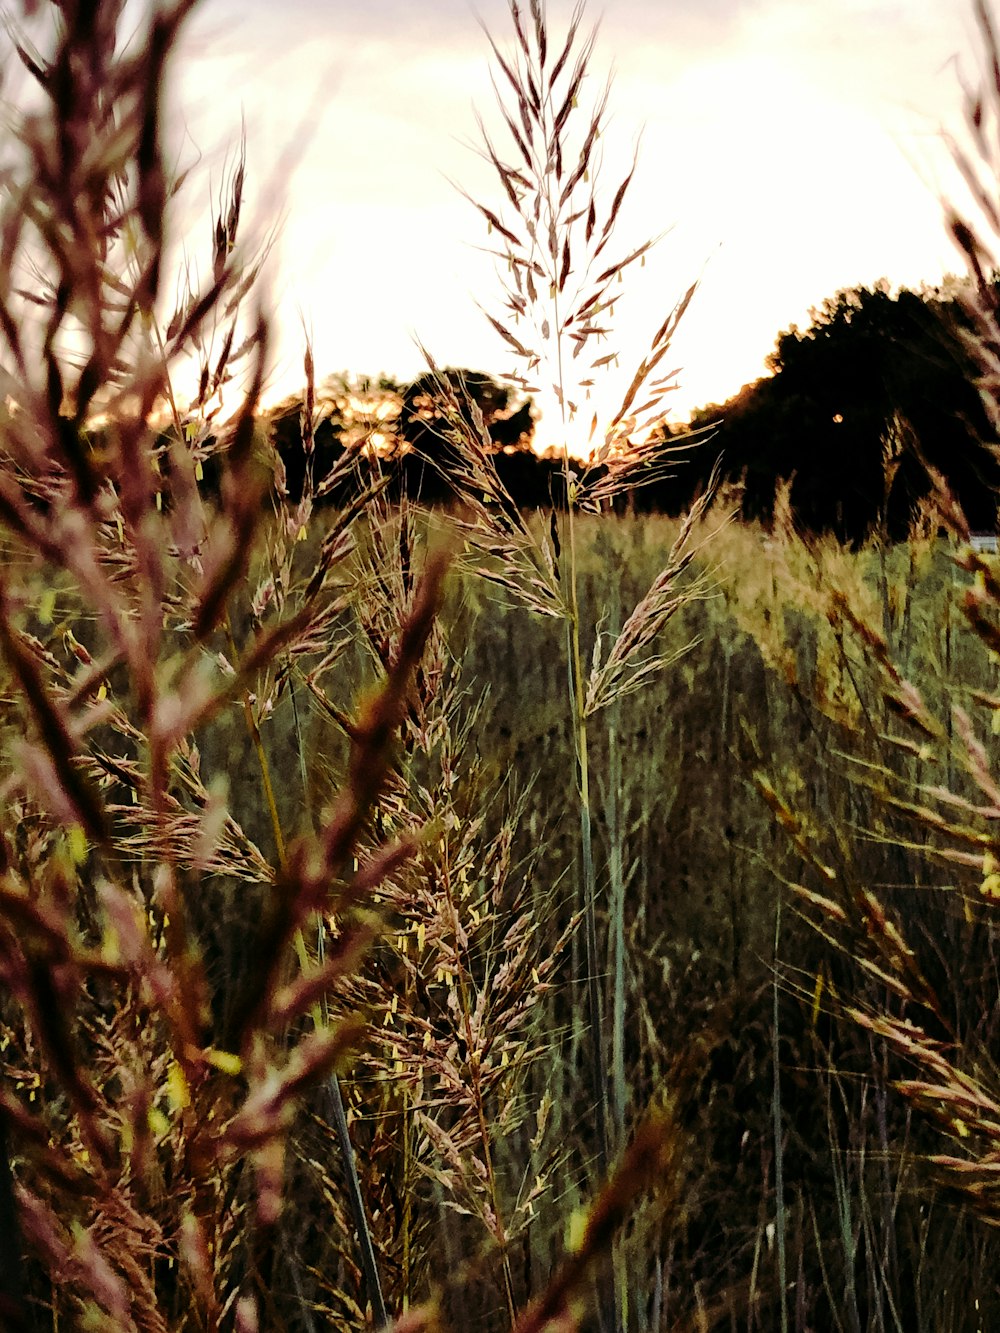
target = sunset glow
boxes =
[172,0,980,429]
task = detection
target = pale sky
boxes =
[169,0,982,445]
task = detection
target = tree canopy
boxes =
[255,284,1000,543]
[678,279,1000,543]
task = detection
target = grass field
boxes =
[162,504,1000,1329]
[5,0,1000,1329]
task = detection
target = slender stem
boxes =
[526,30,617,1333]
[288,669,390,1329]
[402,1081,412,1313]
[231,612,389,1329]
[224,614,286,865]
[573,665,611,1180]
[544,79,612,1189]
[321,1016,391,1330]
[607,571,626,1149]
[608,742,625,1146]
[606,584,628,1333]
[539,45,616,1333]
[772,893,788,1333]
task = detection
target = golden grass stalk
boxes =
[0,3,450,1327]
[409,7,725,1328]
[327,496,578,1319]
[441,2,716,1223]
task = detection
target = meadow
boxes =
[12,493,1000,1330]
[3,0,1000,1331]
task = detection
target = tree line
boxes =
[245,278,1000,544]
[678,278,1000,543]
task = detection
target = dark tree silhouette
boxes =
[395,367,536,503]
[264,374,403,505]
[269,402,352,505]
[260,369,549,508]
[398,369,532,454]
[244,284,1000,540]
[680,280,1000,543]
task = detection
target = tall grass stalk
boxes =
[0,2,448,1324]
[421,6,718,1321]
[247,384,392,1328]
[329,496,569,1320]
[439,0,711,1171]
[605,569,627,1147]
[783,0,1000,1252]
[602,555,629,1332]
[771,893,788,1333]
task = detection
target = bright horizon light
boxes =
[163,0,984,443]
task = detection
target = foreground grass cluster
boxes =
[4,1,1000,1332]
